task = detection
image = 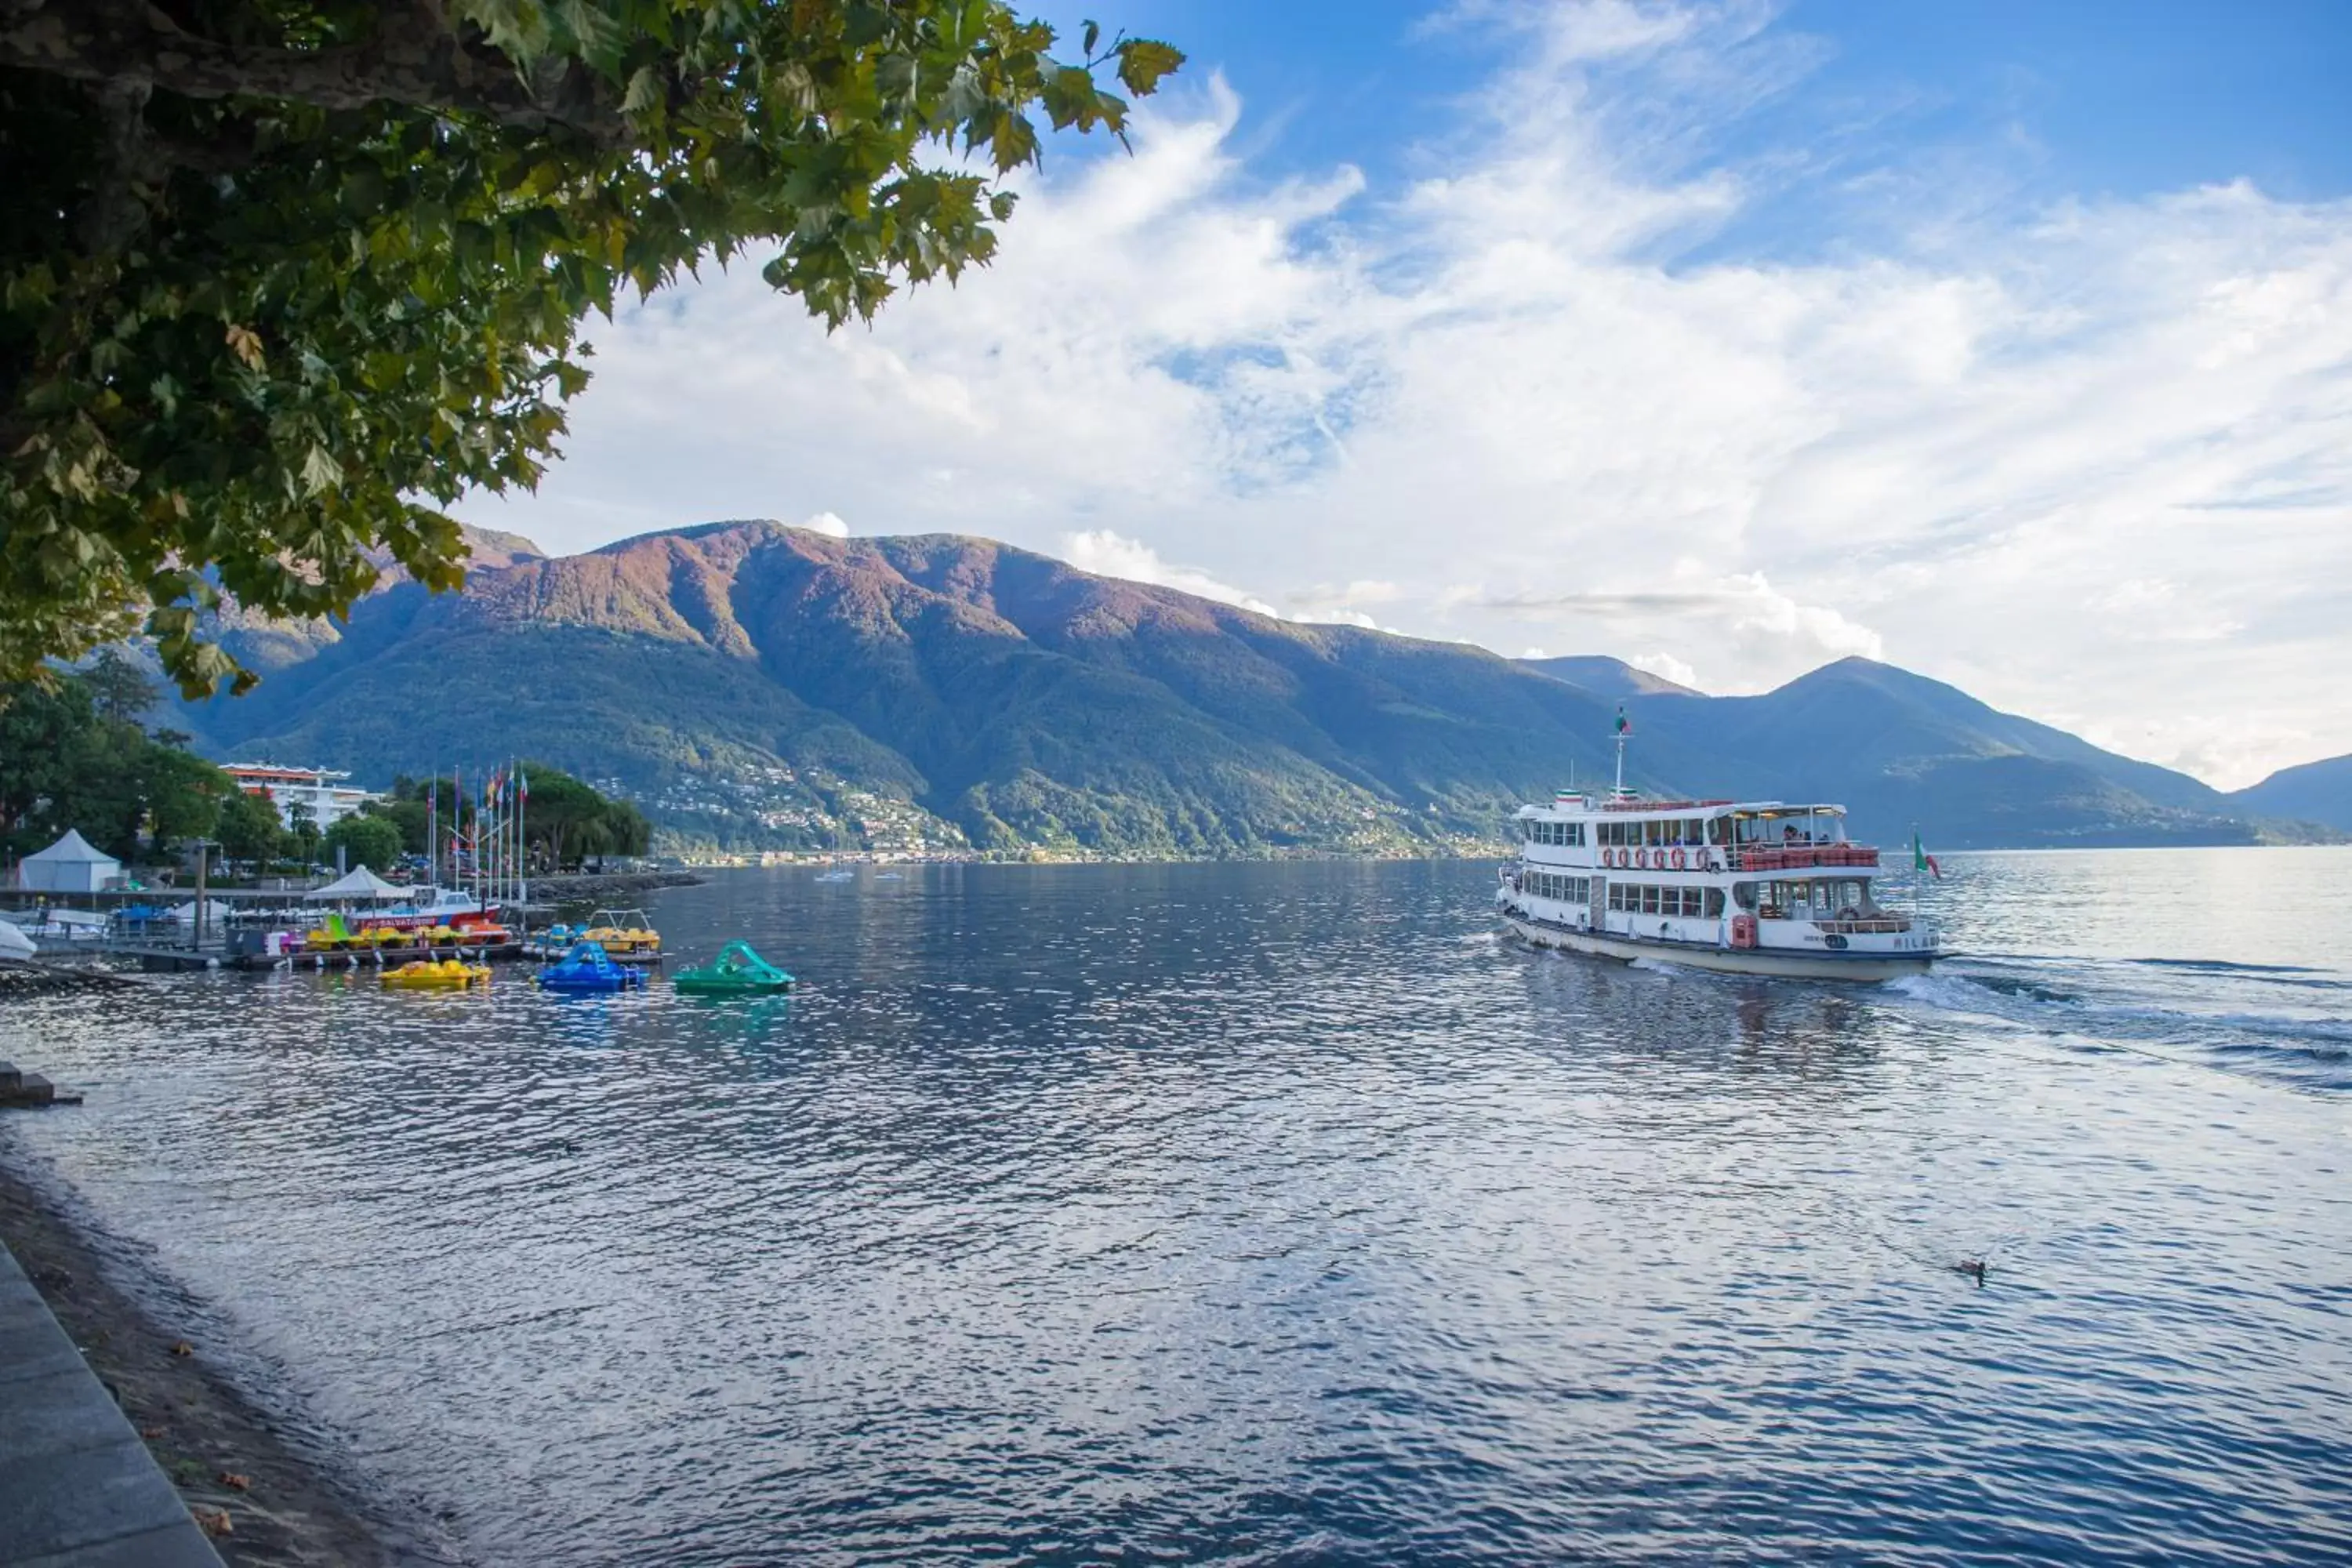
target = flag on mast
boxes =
[1614,704,1632,735]
[1912,830,1944,880]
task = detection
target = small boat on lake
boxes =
[382,958,491,989]
[535,940,647,993]
[673,941,796,996]
[580,908,660,955]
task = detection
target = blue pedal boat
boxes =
[534,939,647,993]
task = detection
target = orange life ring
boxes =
[1635,848,1649,869]
[1671,848,1686,870]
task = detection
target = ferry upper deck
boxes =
[1512,796,1882,874]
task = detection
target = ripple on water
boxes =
[2,856,2350,1566]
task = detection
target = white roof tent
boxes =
[13,829,122,894]
[303,865,405,902]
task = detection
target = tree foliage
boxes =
[0,0,1181,695]
[513,761,648,867]
[323,808,402,870]
[0,655,232,858]
[215,785,286,863]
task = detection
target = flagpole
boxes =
[1613,703,1628,799]
[1911,822,1922,921]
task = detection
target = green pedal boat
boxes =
[673,940,796,996]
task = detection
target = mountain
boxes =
[184,521,1718,855]
[1570,656,2317,849]
[178,520,2326,855]
[2229,755,2352,833]
[1518,655,1703,699]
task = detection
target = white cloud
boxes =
[1632,651,1700,689]
[797,511,851,539]
[454,5,2352,790]
[1059,529,1281,619]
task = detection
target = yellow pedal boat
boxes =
[581,907,660,955]
[382,958,492,989]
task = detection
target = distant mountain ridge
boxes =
[176,520,2335,854]
[2228,754,2352,833]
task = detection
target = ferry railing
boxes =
[1725,844,1879,872]
[1811,916,1912,935]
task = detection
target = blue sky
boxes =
[459,1,2352,787]
[1051,2,2352,213]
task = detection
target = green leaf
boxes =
[1115,38,1185,96]
[299,445,343,497]
[622,65,663,116]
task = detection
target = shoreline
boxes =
[0,1151,446,1566]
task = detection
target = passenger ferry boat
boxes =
[1497,735,1939,981]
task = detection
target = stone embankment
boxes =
[1,1238,226,1566]
[526,869,705,906]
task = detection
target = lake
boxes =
[5,851,2350,1564]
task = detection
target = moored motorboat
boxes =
[673,941,796,996]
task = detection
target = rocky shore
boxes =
[0,1160,440,1566]
[524,868,705,906]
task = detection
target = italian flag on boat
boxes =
[1913,831,1944,880]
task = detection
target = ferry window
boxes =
[1704,889,1725,918]
[1638,886,1657,915]
[1567,823,1584,846]
[1732,881,1755,911]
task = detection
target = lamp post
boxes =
[190,838,218,952]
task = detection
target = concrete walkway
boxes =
[1,1240,223,1567]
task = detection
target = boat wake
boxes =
[1885,965,2352,1089]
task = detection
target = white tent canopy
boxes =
[13,829,122,894]
[303,866,404,902]
[169,898,232,926]
[0,919,34,959]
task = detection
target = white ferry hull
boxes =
[1502,913,1933,982]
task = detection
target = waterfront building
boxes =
[222,762,380,829]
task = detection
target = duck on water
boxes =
[1497,714,1941,982]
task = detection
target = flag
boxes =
[1912,831,1944,880]
[517,768,528,803]
[1614,704,1631,736]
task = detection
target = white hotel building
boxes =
[221,763,380,829]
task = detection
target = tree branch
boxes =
[0,0,630,146]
